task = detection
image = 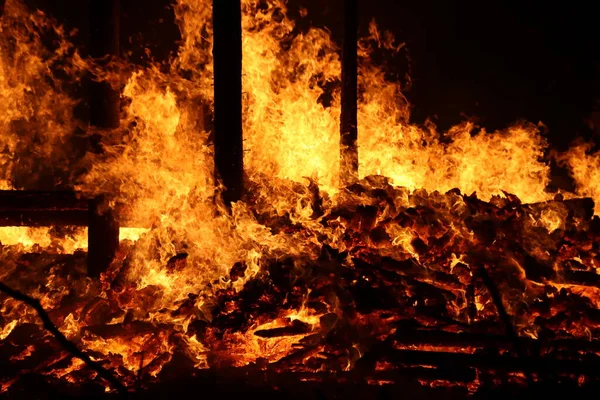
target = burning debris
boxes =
[3,178,600,395]
[1,0,600,397]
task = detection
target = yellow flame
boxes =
[560,142,600,214]
[1,0,599,387]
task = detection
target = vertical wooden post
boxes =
[89,0,120,129]
[340,0,359,186]
[88,0,120,277]
[212,0,244,205]
[88,196,119,278]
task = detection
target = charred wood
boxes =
[0,190,88,212]
[89,0,120,129]
[254,319,312,338]
[213,0,244,205]
[0,191,88,227]
[392,327,600,354]
[88,195,119,278]
[475,264,520,342]
[0,210,89,227]
[527,197,595,221]
[382,348,600,375]
[340,0,359,186]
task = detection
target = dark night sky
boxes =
[28,0,600,150]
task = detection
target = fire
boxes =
[559,141,600,214]
[1,0,600,395]
[0,227,86,251]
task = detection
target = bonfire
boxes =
[1,0,600,398]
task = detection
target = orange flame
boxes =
[1,0,599,392]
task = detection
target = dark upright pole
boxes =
[340,0,359,186]
[88,195,119,278]
[212,0,244,205]
[88,0,120,277]
[89,0,120,129]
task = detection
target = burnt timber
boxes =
[213,0,244,205]
[340,0,359,186]
[89,0,120,129]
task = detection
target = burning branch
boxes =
[476,264,519,341]
[0,281,127,394]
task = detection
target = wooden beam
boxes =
[381,348,600,375]
[89,0,120,129]
[340,0,359,186]
[212,0,244,205]
[0,191,88,226]
[393,327,600,354]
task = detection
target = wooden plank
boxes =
[0,190,88,211]
[393,327,600,353]
[382,348,600,375]
[0,191,89,226]
[0,210,88,227]
[212,0,244,205]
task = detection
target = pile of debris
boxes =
[2,176,600,396]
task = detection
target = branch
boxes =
[476,264,535,384]
[0,281,127,394]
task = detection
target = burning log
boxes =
[475,264,523,350]
[89,0,120,129]
[0,281,126,393]
[340,0,359,186]
[254,319,312,338]
[213,0,244,205]
[378,347,600,376]
[6,178,600,392]
[0,191,119,277]
[526,196,595,221]
[393,326,600,355]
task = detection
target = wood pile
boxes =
[3,177,600,396]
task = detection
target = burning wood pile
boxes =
[3,178,600,397]
[2,0,600,398]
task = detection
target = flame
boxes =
[0,0,86,191]
[559,142,600,214]
[1,0,600,394]
[0,227,147,252]
[0,227,87,251]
